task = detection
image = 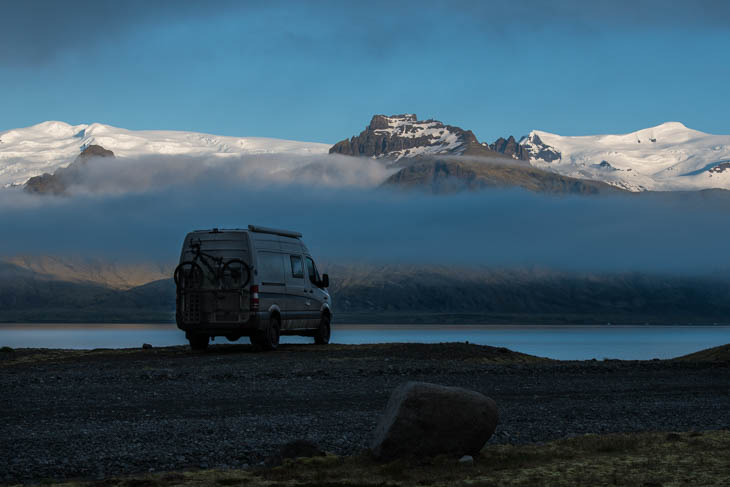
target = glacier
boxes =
[520,122,730,192]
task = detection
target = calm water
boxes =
[0,324,728,360]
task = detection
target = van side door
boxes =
[304,256,325,328]
[256,250,287,322]
[284,253,308,330]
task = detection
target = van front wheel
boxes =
[314,313,331,345]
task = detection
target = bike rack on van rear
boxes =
[174,240,252,324]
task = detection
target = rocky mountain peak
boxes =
[78,144,115,161]
[488,135,530,161]
[368,114,417,130]
[519,132,562,163]
[24,145,115,195]
[329,114,501,160]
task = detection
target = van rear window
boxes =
[181,233,250,261]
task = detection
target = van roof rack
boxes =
[248,224,302,239]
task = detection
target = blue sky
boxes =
[1,0,728,144]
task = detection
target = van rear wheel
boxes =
[314,313,331,345]
[255,315,281,351]
[188,334,209,351]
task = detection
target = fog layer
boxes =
[1,168,728,274]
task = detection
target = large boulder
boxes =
[370,381,498,460]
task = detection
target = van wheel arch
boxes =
[253,311,281,351]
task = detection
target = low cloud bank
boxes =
[28,153,396,195]
[1,174,729,275]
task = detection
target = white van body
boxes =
[174,225,331,350]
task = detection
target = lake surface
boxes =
[1,324,728,360]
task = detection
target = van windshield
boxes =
[305,256,320,285]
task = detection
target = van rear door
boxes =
[177,230,252,324]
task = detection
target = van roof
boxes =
[187,225,302,239]
[248,225,302,239]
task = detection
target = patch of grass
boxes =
[0,345,13,353]
[673,343,730,363]
[46,430,730,486]
[214,477,249,486]
[120,479,158,487]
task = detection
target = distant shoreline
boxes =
[2,321,730,327]
[2,326,729,361]
[2,312,730,326]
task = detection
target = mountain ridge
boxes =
[3,117,730,193]
[0,120,330,187]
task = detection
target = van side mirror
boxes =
[320,273,329,288]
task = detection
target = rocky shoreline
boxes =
[1,343,728,484]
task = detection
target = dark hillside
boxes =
[2,261,728,324]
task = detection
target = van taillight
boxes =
[250,285,259,311]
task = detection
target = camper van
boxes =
[174,225,331,351]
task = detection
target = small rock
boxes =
[142,343,153,350]
[458,455,474,464]
[266,439,325,466]
[280,439,324,459]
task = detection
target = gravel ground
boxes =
[1,342,729,484]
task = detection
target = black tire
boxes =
[174,261,204,289]
[256,314,281,351]
[314,313,331,345]
[221,259,251,289]
[188,334,209,351]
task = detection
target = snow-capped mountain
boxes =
[519,122,730,192]
[4,118,730,194]
[329,114,501,160]
[0,121,330,187]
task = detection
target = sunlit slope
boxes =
[0,121,330,187]
[0,260,174,322]
[7,255,173,290]
[521,122,730,191]
[383,157,622,194]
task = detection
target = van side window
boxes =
[305,257,320,285]
[290,255,303,279]
[257,251,286,284]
